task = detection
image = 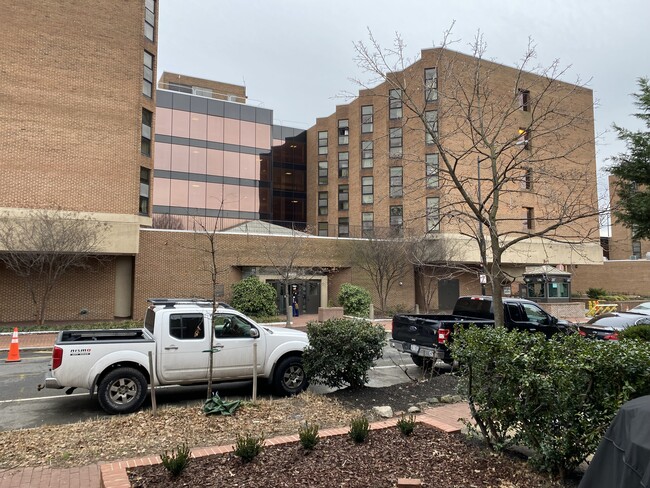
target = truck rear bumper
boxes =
[389,340,445,360]
[44,376,63,389]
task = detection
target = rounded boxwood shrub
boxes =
[303,318,386,389]
[619,324,650,341]
[337,283,372,318]
[231,276,277,317]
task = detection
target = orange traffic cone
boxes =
[5,327,21,362]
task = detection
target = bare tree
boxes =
[352,29,604,325]
[0,209,107,324]
[352,228,411,313]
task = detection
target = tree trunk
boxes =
[285,281,292,326]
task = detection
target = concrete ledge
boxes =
[318,307,344,321]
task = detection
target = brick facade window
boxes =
[389,127,402,158]
[518,128,531,150]
[390,205,403,235]
[318,222,328,236]
[425,68,438,102]
[144,0,155,41]
[362,212,374,237]
[361,105,373,133]
[426,154,439,189]
[318,131,328,155]
[361,140,373,168]
[318,191,328,216]
[141,108,152,156]
[518,88,530,112]
[338,185,349,210]
[338,217,349,237]
[425,110,438,144]
[139,167,151,215]
[338,119,349,145]
[426,197,440,232]
[389,89,402,119]
[524,207,534,230]
[389,167,403,198]
[361,176,374,204]
[338,152,349,178]
[143,51,154,97]
[318,161,328,185]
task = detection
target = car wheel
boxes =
[273,356,308,396]
[97,367,148,414]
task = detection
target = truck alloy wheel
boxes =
[97,367,148,414]
[274,357,308,396]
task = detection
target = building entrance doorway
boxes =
[438,279,460,311]
[268,280,321,316]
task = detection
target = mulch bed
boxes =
[128,424,563,487]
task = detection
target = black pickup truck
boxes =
[390,296,571,366]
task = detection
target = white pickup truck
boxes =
[43,299,309,414]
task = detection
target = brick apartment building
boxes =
[307,48,604,303]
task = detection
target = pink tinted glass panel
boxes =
[189,113,208,140]
[256,125,271,149]
[189,147,207,174]
[239,153,257,180]
[206,183,224,210]
[188,181,206,208]
[156,108,173,136]
[171,145,189,172]
[223,118,240,145]
[240,121,256,148]
[152,177,170,206]
[223,151,240,178]
[207,116,224,143]
[223,184,240,211]
[171,110,190,138]
[169,179,189,207]
[239,186,258,212]
[154,142,171,170]
[206,149,224,176]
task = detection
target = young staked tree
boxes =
[0,209,107,324]
[352,30,603,326]
[609,77,650,240]
[191,215,229,400]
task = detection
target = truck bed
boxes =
[58,328,154,343]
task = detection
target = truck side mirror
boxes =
[249,328,260,339]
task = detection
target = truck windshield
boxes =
[144,307,155,334]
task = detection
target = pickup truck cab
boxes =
[390,296,571,366]
[44,299,309,414]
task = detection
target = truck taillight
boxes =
[52,346,63,370]
[603,332,619,341]
[438,329,450,344]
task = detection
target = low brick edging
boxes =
[99,411,462,488]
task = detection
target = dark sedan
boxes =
[578,312,650,340]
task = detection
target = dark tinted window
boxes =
[507,304,525,322]
[169,314,204,340]
[453,298,493,318]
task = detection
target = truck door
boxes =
[520,303,556,338]
[158,312,210,383]
[211,313,266,379]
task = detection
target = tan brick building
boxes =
[0,0,158,321]
[307,48,603,305]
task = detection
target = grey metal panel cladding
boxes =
[240,105,257,123]
[156,90,174,109]
[190,96,208,114]
[172,93,191,111]
[256,109,272,125]
[224,102,241,119]
[207,98,225,117]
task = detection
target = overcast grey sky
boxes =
[158,0,650,205]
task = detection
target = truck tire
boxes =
[97,367,148,414]
[273,356,308,396]
[410,354,433,368]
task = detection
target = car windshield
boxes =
[587,312,648,329]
